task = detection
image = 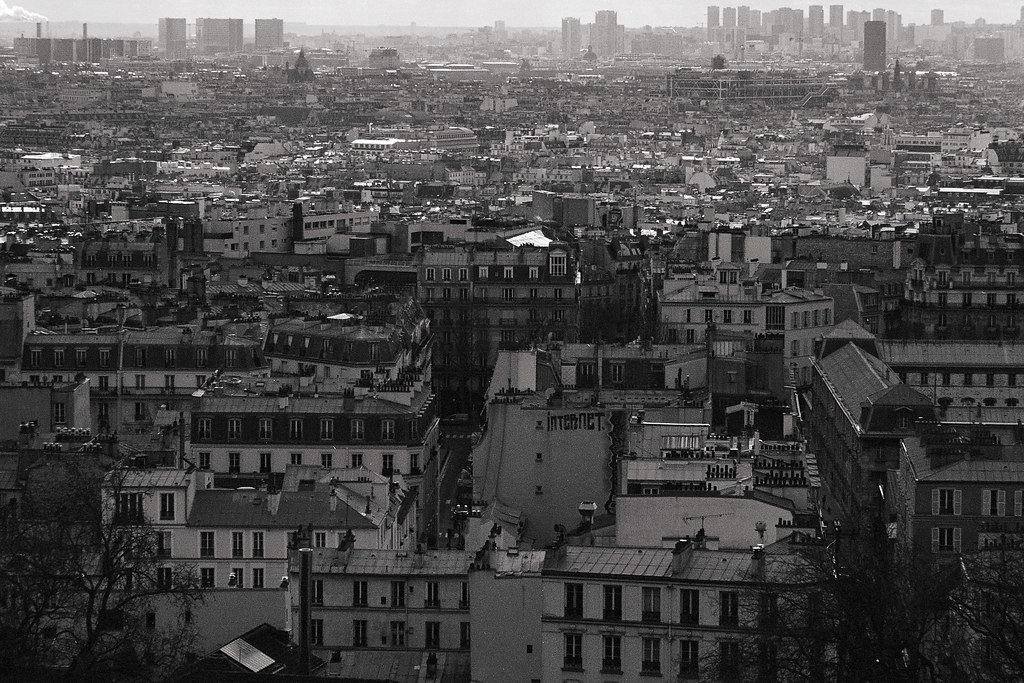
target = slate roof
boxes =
[187,489,378,529]
[879,340,1024,368]
[814,341,896,431]
[311,547,474,575]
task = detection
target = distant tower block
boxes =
[863,20,886,71]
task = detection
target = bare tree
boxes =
[944,546,1024,682]
[0,457,203,681]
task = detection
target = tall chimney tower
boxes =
[35,22,40,38]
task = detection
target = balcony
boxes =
[564,607,583,619]
[680,611,699,625]
[562,656,583,671]
[641,661,662,676]
[641,610,662,623]
[602,609,622,621]
[601,658,622,674]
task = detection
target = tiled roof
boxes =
[187,489,378,529]
[879,340,1024,368]
[544,546,674,577]
[814,342,896,430]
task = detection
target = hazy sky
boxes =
[13,1,1024,28]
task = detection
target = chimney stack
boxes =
[35,22,40,38]
[83,23,87,41]
[670,538,693,576]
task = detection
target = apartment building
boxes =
[19,326,267,433]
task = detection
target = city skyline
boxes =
[14,1,1024,29]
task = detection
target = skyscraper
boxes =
[158,17,186,60]
[737,5,751,29]
[561,17,582,57]
[809,5,825,35]
[863,20,886,71]
[829,5,844,28]
[196,17,243,54]
[707,5,721,39]
[723,6,737,29]
[254,18,284,50]
[931,9,944,25]
[592,10,619,57]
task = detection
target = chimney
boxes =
[36,22,40,39]
[338,528,355,568]
[83,23,87,41]
[577,500,597,529]
[413,542,426,569]
[329,487,337,512]
[298,547,312,676]
[670,538,693,576]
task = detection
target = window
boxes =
[460,581,470,608]
[259,452,271,473]
[610,363,624,384]
[164,348,176,367]
[199,452,210,470]
[228,418,241,440]
[231,567,243,588]
[314,532,326,548]
[987,373,996,387]
[382,453,394,475]
[933,526,962,553]
[312,579,324,605]
[200,531,215,558]
[528,266,539,280]
[231,531,243,558]
[75,348,87,366]
[425,581,440,608]
[258,418,272,440]
[115,493,142,524]
[252,532,264,558]
[134,402,146,422]
[554,288,563,300]
[705,309,714,323]
[564,632,582,669]
[502,287,515,301]
[457,621,470,649]
[478,266,488,279]
[642,637,661,674]
[156,531,172,558]
[603,584,622,620]
[720,590,739,626]
[53,348,65,367]
[792,311,800,329]
[425,267,435,281]
[642,586,661,622]
[248,568,263,589]
[289,418,303,440]
[381,419,395,441]
[602,634,622,672]
[942,373,951,386]
[351,419,364,440]
[390,621,406,647]
[680,588,699,624]
[564,583,583,617]
[351,453,363,468]
[134,348,146,367]
[52,402,65,425]
[723,309,732,324]
[228,452,240,473]
[1011,373,1018,387]
[224,349,237,368]
[311,619,323,646]
[442,268,452,281]
[195,348,207,368]
[549,254,566,277]
[983,489,1006,516]
[353,620,368,647]
[679,640,699,678]
[391,580,406,607]
[99,348,110,368]
[964,373,973,387]
[425,621,441,649]
[458,267,468,281]
[933,488,962,515]
[791,339,800,357]
[743,309,752,324]
[353,580,368,606]
[320,452,332,468]
[159,493,175,521]
[157,567,172,591]
[197,418,211,439]
[200,568,215,588]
